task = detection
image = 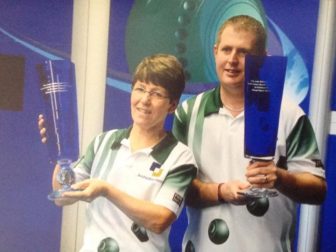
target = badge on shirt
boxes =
[172,193,183,206]
[150,162,164,177]
[137,161,166,182]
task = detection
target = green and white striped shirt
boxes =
[74,127,197,252]
[173,86,325,252]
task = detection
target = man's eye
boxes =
[238,50,249,57]
[221,47,231,53]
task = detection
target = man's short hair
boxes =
[215,15,267,55]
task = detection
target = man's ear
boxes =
[213,44,218,56]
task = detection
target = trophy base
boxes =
[47,187,81,201]
[240,187,278,199]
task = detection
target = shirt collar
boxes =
[110,127,131,150]
[111,127,178,164]
[203,85,223,116]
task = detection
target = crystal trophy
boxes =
[37,59,79,200]
[243,55,287,198]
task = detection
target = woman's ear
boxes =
[168,100,178,114]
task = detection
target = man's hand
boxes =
[245,160,277,189]
[218,180,251,205]
[186,178,251,208]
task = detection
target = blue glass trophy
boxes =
[37,59,79,200]
[243,55,287,198]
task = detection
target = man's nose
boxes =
[228,51,239,63]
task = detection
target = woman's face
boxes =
[131,81,177,132]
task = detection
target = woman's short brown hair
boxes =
[132,54,185,102]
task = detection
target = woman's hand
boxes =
[62,179,108,203]
[38,114,47,143]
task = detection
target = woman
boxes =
[39,54,197,252]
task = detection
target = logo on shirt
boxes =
[150,162,164,177]
[312,159,324,168]
[172,193,183,206]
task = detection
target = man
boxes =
[173,15,326,251]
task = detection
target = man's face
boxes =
[213,25,258,91]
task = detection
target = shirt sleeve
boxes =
[172,102,190,145]
[72,133,105,182]
[153,144,197,215]
[286,114,325,178]
[281,100,325,178]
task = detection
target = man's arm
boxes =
[245,160,327,204]
[275,169,326,204]
[186,178,250,208]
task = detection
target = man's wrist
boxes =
[217,183,226,203]
[274,168,285,190]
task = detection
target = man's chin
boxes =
[221,78,244,88]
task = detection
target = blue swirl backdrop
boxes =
[0,0,334,252]
[104,1,326,252]
[0,1,72,251]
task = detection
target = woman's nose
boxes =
[140,92,151,103]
